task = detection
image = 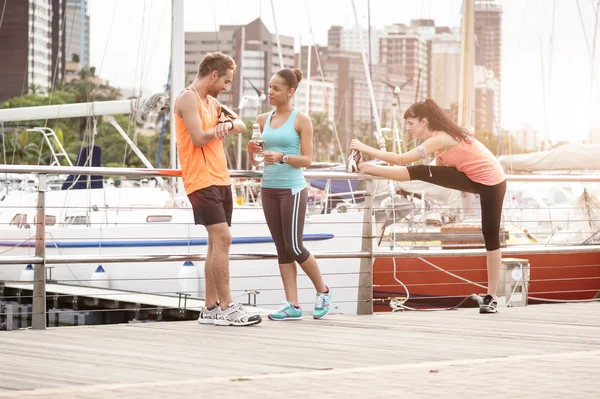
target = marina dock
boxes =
[0,302,598,398]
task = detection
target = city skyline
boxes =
[64,0,600,144]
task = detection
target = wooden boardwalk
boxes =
[0,302,599,398]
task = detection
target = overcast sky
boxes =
[89,0,599,143]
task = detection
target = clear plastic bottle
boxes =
[251,123,265,163]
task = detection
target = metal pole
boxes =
[270,0,285,69]
[350,0,384,151]
[368,0,373,147]
[106,118,164,185]
[458,0,474,128]
[357,180,374,315]
[306,43,312,114]
[170,0,185,172]
[32,174,47,330]
[236,26,246,170]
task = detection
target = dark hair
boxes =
[276,68,303,91]
[404,98,471,143]
[197,51,236,78]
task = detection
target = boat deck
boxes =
[0,302,599,398]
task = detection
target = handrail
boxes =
[1,164,600,182]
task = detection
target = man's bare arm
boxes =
[177,91,226,147]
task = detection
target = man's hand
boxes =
[213,122,229,140]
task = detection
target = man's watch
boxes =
[218,119,234,131]
[279,155,289,164]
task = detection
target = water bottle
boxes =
[251,123,265,163]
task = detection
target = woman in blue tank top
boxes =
[247,68,332,321]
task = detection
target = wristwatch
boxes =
[280,155,289,164]
[218,119,234,131]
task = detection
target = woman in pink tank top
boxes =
[350,99,506,314]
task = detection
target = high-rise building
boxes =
[430,30,461,110]
[64,0,90,68]
[293,79,336,122]
[0,0,69,102]
[475,0,502,86]
[474,66,500,133]
[184,18,295,119]
[379,22,430,101]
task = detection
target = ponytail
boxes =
[404,98,472,143]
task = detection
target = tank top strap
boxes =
[265,110,275,126]
[287,108,300,127]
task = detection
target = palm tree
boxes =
[6,131,42,164]
[311,112,335,162]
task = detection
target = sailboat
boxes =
[369,0,600,310]
[0,0,366,315]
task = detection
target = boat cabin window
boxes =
[34,215,56,226]
[64,215,89,225]
[146,215,172,223]
[10,214,29,228]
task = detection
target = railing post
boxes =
[32,174,47,330]
[357,179,374,315]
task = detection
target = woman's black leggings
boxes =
[261,187,311,264]
[407,165,507,251]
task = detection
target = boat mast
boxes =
[170,0,185,172]
[458,0,475,129]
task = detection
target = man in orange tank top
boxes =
[174,51,261,326]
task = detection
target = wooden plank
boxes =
[0,303,597,393]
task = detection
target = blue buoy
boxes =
[20,264,34,282]
[91,264,110,289]
[178,261,198,295]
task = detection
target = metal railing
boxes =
[1,164,600,329]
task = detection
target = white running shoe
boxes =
[214,302,262,326]
[197,305,219,325]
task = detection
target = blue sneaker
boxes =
[268,302,303,321]
[313,287,332,319]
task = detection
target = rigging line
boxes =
[212,0,220,51]
[141,1,169,90]
[46,0,78,128]
[138,0,155,96]
[0,0,6,32]
[132,2,148,98]
[270,0,284,69]
[225,0,234,25]
[18,1,36,108]
[576,0,600,92]
[122,2,148,166]
[96,0,120,83]
[303,0,345,162]
[539,0,552,39]
[515,1,529,57]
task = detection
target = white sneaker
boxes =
[197,305,219,325]
[346,150,364,173]
[214,302,262,326]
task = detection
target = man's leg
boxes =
[204,238,218,307]
[205,222,233,310]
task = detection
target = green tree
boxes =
[223,120,252,170]
[311,112,336,162]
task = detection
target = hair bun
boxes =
[293,68,303,84]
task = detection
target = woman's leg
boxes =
[262,188,298,306]
[280,188,327,293]
[361,163,481,194]
[359,163,411,181]
[479,180,507,298]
